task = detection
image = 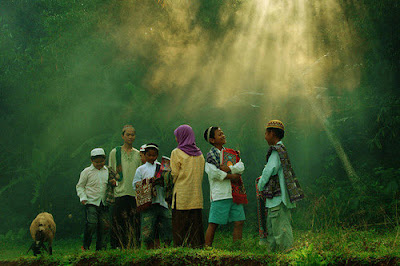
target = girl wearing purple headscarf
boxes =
[170,125,205,247]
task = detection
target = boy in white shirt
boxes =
[76,148,109,251]
[132,143,172,249]
[203,127,246,247]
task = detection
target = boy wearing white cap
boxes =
[76,148,109,251]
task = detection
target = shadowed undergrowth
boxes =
[1,228,399,265]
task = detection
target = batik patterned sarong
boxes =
[105,167,120,206]
[255,176,268,238]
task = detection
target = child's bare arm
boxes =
[220,165,231,173]
[225,173,241,181]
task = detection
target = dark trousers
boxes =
[110,195,141,249]
[172,209,204,248]
[83,203,109,250]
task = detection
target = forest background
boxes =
[0,0,399,247]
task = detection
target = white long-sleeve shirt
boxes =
[76,164,109,206]
[132,161,168,209]
[205,148,245,202]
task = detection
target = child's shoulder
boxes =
[207,146,219,154]
[81,165,93,174]
[136,163,146,171]
[271,142,286,152]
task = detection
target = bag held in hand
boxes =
[135,178,153,212]
[221,148,248,204]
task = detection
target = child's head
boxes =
[90,148,106,170]
[121,125,136,145]
[265,120,285,145]
[144,143,159,164]
[204,126,226,147]
[139,144,147,164]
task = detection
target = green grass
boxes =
[1,228,399,265]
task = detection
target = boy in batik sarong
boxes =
[132,143,172,249]
[204,126,247,247]
[257,120,304,252]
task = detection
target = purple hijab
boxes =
[174,125,202,156]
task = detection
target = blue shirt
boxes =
[258,141,296,209]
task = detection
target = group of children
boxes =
[76,120,304,252]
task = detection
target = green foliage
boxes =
[0,0,399,242]
[0,228,27,244]
[1,229,399,264]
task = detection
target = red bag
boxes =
[221,148,248,205]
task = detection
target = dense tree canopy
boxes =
[0,0,399,240]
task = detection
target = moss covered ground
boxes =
[0,228,399,265]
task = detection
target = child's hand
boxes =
[116,165,122,173]
[231,174,241,181]
[220,165,231,173]
[81,200,87,205]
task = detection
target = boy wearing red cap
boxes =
[257,120,304,252]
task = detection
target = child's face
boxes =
[92,157,106,170]
[265,129,274,145]
[140,152,146,164]
[122,127,136,145]
[210,128,226,146]
[145,149,158,164]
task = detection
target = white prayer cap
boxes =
[91,148,105,157]
[140,144,147,152]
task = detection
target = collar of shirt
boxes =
[212,146,225,154]
[144,161,160,167]
[89,164,107,171]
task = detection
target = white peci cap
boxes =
[140,144,147,152]
[91,148,105,157]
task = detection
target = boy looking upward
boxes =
[204,126,246,247]
[257,120,304,252]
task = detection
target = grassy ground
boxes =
[1,228,399,265]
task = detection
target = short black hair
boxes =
[267,128,284,139]
[91,155,106,161]
[145,142,159,154]
[121,125,135,136]
[203,127,219,142]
